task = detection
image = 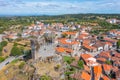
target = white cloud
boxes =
[0,0,120,15]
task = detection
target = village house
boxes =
[93,65,102,80]
[62,31,79,39]
[57,38,80,56]
[101,75,110,80]
[97,57,107,64]
[55,47,73,56]
[98,51,111,60]
[70,71,91,80]
[113,61,120,68]
[70,61,91,73]
[80,53,98,66]
[102,64,112,75]
[115,70,120,80]
[60,26,69,32]
[104,37,117,46]
[111,53,120,68]
[82,43,97,52]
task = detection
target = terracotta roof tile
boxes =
[94,65,102,80]
[102,75,110,80]
[81,71,91,80]
[55,47,73,53]
[102,64,112,71]
[83,44,96,50]
[97,57,107,62]
[84,65,90,72]
[114,53,120,58]
[59,38,79,45]
[81,54,93,60]
[99,51,111,59]
[62,31,77,35]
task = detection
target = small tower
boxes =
[30,39,39,60]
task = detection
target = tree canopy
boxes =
[78,60,84,69]
[10,46,22,56]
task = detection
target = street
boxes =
[0,56,15,70]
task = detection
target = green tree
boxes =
[0,41,8,47]
[13,42,18,46]
[0,46,3,52]
[63,56,74,64]
[105,60,112,65]
[78,60,84,69]
[17,33,22,37]
[65,71,74,80]
[0,56,5,62]
[19,61,26,69]
[10,46,22,56]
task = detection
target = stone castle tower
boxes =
[30,39,40,60]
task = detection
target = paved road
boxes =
[0,56,15,70]
[0,55,24,70]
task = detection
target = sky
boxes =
[0,0,120,15]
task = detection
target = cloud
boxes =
[0,0,120,15]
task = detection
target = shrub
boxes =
[13,42,18,46]
[78,60,84,69]
[40,75,52,80]
[105,60,112,65]
[0,41,8,56]
[0,56,5,62]
[0,41,8,47]
[19,61,26,69]
[0,46,3,52]
[63,56,74,64]
[10,46,22,56]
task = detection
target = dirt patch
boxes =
[34,61,61,78]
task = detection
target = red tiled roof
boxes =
[83,39,90,44]
[83,44,96,50]
[62,31,77,35]
[81,54,93,64]
[112,66,119,72]
[70,71,91,80]
[81,54,92,60]
[105,42,113,46]
[84,65,90,72]
[102,75,110,80]
[114,60,120,65]
[111,57,119,61]
[81,71,91,80]
[104,38,117,43]
[99,51,111,59]
[94,65,102,80]
[114,53,120,58]
[97,57,107,62]
[59,38,79,45]
[102,64,112,72]
[55,47,73,53]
